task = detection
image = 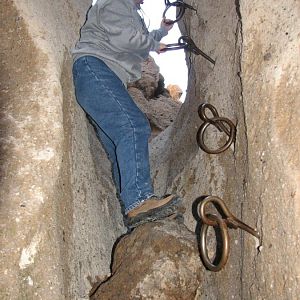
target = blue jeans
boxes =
[72,56,154,214]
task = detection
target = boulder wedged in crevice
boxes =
[90,219,201,300]
[128,56,182,139]
[129,86,181,139]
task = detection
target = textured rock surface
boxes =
[128,57,181,139]
[1,0,299,299]
[90,220,201,300]
[128,56,160,100]
[151,1,247,297]
[240,1,300,299]
[0,1,125,299]
[167,84,183,101]
[129,86,181,139]
[151,0,300,299]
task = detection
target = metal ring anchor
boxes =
[179,36,215,64]
[163,40,187,51]
[163,0,196,25]
[199,196,260,272]
[163,36,216,65]
[196,103,236,154]
[200,213,229,272]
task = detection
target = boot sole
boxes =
[126,196,185,229]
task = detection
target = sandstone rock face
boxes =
[90,220,201,300]
[1,1,125,299]
[151,2,247,295]
[239,1,300,299]
[1,0,299,299]
[151,0,300,299]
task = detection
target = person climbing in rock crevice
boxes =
[72,0,185,228]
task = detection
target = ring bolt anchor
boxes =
[196,103,236,154]
[199,196,260,272]
[164,36,215,65]
[163,0,197,25]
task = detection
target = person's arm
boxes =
[149,19,174,41]
[149,28,168,41]
[97,0,160,55]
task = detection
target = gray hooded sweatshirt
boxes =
[72,0,168,84]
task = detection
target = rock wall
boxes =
[1,0,299,299]
[151,1,247,298]
[151,0,299,299]
[0,1,180,299]
[240,1,299,298]
[1,1,125,299]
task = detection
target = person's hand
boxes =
[160,18,174,31]
[156,43,167,54]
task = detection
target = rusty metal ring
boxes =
[199,214,230,272]
[198,103,220,123]
[198,196,260,272]
[162,3,185,25]
[196,116,236,154]
[198,103,236,135]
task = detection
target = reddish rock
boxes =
[167,84,183,101]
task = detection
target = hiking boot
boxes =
[126,194,185,229]
[127,194,175,218]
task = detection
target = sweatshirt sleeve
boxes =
[97,0,160,55]
[149,27,168,42]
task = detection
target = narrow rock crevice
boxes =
[234,1,247,297]
[1,0,299,299]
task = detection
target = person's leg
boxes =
[88,116,121,194]
[72,56,154,213]
[88,114,184,227]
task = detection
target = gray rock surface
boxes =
[151,0,300,299]
[0,1,125,299]
[239,1,300,299]
[128,56,160,100]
